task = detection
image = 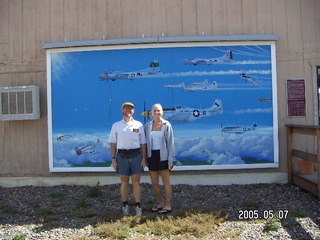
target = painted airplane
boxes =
[240,71,262,86]
[164,79,218,91]
[141,99,223,123]
[221,123,257,134]
[256,98,272,102]
[183,50,233,65]
[56,133,75,142]
[75,139,101,156]
[99,60,161,81]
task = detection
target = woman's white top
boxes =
[150,131,161,150]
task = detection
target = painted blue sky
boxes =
[49,44,277,170]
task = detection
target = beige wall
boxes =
[0,0,319,178]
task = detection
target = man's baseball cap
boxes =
[122,102,134,108]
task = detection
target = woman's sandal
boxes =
[158,208,172,214]
[151,206,163,212]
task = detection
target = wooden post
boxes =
[317,129,320,198]
[287,126,293,183]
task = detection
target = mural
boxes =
[47,42,278,172]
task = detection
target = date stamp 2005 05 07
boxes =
[238,209,289,220]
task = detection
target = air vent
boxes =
[0,86,40,121]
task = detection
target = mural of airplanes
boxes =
[99,60,161,81]
[141,99,223,123]
[183,50,233,65]
[240,71,262,86]
[164,79,218,91]
[221,123,257,134]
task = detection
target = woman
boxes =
[144,103,175,214]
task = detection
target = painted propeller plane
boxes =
[221,123,258,134]
[75,139,101,156]
[183,50,233,65]
[141,99,223,123]
[240,71,262,86]
[56,133,75,142]
[164,79,218,91]
[99,60,161,81]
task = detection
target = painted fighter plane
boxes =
[56,133,75,142]
[240,71,262,86]
[141,99,223,123]
[164,79,218,91]
[221,123,257,134]
[256,98,272,102]
[99,60,161,81]
[75,139,101,156]
[183,50,233,65]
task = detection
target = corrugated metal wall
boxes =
[0,0,319,177]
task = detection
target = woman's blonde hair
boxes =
[151,103,164,117]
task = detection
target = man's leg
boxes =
[131,173,141,203]
[131,173,142,215]
[120,175,130,216]
[120,175,130,202]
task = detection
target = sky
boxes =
[49,44,277,170]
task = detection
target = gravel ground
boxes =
[0,183,319,239]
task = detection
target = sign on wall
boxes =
[286,79,306,117]
[47,41,278,172]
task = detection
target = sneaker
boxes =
[135,205,142,216]
[122,204,130,216]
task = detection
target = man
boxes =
[108,102,147,216]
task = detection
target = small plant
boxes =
[243,201,261,210]
[37,208,55,223]
[38,208,54,216]
[88,183,103,198]
[78,209,98,219]
[76,196,89,208]
[13,234,26,240]
[293,206,306,218]
[0,205,18,214]
[263,219,279,232]
[48,192,63,198]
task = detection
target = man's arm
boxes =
[110,143,117,170]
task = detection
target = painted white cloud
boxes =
[175,134,274,165]
[233,108,273,114]
[164,69,271,78]
[53,133,110,168]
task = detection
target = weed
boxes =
[76,197,89,208]
[78,209,98,219]
[243,201,261,210]
[88,183,103,198]
[38,208,54,216]
[263,219,280,232]
[37,208,55,223]
[0,205,18,214]
[293,206,306,218]
[13,234,26,240]
[48,192,63,198]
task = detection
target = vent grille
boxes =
[0,86,40,121]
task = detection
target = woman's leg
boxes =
[160,169,172,209]
[149,170,163,207]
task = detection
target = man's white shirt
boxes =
[108,118,146,150]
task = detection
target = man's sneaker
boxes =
[135,205,142,216]
[122,204,129,216]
